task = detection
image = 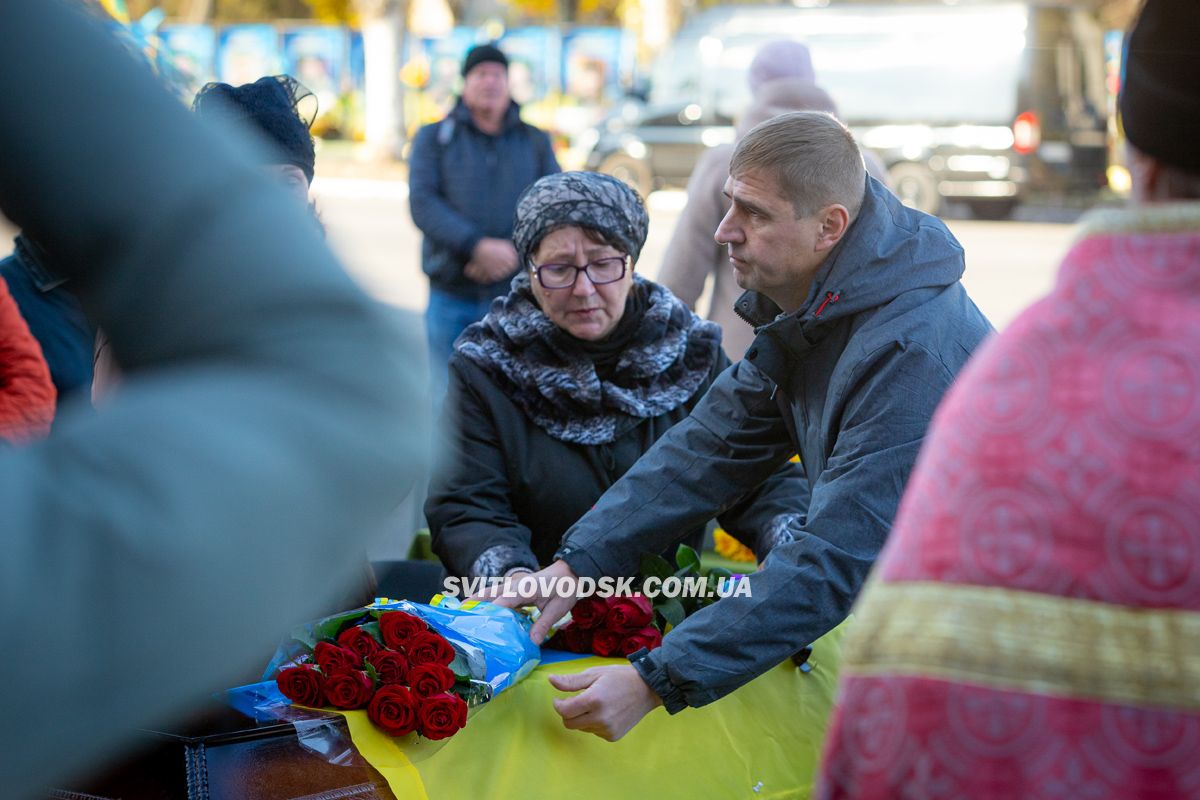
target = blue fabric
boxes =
[557,176,994,712]
[425,288,495,408]
[0,239,94,406]
[408,100,559,301]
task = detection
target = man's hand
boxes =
[549,665,664,742]
[476,559,580,644]
[466,237,518,283]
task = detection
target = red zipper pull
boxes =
[813,291,840,318]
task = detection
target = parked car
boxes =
[586,1,1110,219]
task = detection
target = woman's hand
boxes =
[477,559,581,644]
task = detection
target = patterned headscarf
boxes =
[512,171,649,267]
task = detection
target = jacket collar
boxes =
[14,235,69,292]
[452,98,524,135]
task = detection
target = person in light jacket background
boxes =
[660,40,888,360]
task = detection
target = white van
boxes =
[589,1,1110,218]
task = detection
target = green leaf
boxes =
[363,662,380,684]
[657,598,685,629]
[639,553,674,582]
[675,544,701,574]
[292,630,317,650]
[705,566,734,580]
[449,653,472,681]
[311,610,365,644]
[360,621,382,643]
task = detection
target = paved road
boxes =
[2,178,1073,330]
[313,180,1074,333]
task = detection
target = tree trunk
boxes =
[355,0,406,159]
[183,0,213,23]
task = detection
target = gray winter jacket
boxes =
[556,175,992,712]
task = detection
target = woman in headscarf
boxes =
[426,171,805,580]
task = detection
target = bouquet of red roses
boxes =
[547,594,663,657]
[274,608,481,740]
[547,544,744,657]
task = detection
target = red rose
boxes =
[570,596,609,630]
[314,641,362,674]
[409,663,456,697]
[620,626,663,656]
[277,665,324,707]
[591,628,624,657]
[606,594,653,630]
[549,624,593,653]
[378,611,427,651]
[367,685,420,736]
[367,649,410,685]
[323,670,374,709]
[417,693,468,740]
[408,631,456,667]
[338,626,383,659]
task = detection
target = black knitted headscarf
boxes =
[192,75,317,183]
[512,171,649,268]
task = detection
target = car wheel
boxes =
[598,153,653,199]
[887,162,940,215]
[967,199,1017,220]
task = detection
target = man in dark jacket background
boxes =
[409,42,560,404]
[494,111,993,741]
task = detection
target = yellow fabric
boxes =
[845,580,1200,710]
[342,624,845,800]
[713,528,757,563]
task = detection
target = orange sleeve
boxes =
[0,277,56,441]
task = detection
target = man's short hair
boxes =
[730,111,866,221]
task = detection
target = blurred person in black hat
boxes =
[93,75,325,397]
[192,74,320,211]
[0,1,425,795]
[816,2,1200,797]
[408,42,560,408]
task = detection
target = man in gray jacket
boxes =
[495,111,992,740]
[0,1,424,795]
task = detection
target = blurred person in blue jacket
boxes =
[408,43,560,405]
[0,2,426,796]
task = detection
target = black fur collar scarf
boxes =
[456,272,722,445]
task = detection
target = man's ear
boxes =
[815,204,851,252]
[1128,145,1164,203]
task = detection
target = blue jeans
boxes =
[425,288,496,409]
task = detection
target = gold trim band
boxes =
[842,581,1200,710]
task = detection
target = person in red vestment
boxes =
[818,1,1200,797]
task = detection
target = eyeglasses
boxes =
[530,255,629,290]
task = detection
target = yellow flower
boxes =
[713,528,756,563]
